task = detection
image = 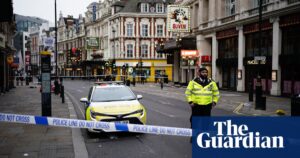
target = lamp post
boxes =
[254,0,266,110]
[112,28,116,80]
[55,0,58,77]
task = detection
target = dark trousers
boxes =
[190,104,212,128]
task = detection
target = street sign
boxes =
[254,56,266,61]
[41,53,51,116]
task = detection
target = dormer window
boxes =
[141,3,149,13]
[156,3,163,13]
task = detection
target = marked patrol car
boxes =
[80,81,147,133]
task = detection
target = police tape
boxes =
[0,112,192,137]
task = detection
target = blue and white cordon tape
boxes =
[0,112,192,137]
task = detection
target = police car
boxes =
[80,81,147,133]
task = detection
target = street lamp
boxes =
[254,0,266,110]
[111,27,116,80]
[54,0,58,77]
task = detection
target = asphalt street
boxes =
[63,80,239,158]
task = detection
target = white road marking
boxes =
[77,89,83,92]
[151,108,175,118]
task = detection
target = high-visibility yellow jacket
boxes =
[185,79,220,105]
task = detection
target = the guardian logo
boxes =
[196,120,284,149]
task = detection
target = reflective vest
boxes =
[185,79,220,105]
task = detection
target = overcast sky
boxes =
[13,0,97,25]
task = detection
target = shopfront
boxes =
[243,21,273,94]
[180,50,199,85]
[158,37,197,85]
[116,59,173,83]
[279,13,300,96]
[81,60,106,78]
[216,28,238,90]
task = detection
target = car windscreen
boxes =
[91,87,136,102]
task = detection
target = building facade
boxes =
[84,1,111,77]
[14,14,47,77]
[168,0,300,96]
[28,22,50,75]
[57,13,86,77]
[0,1,16,93]
[108,0,174,82]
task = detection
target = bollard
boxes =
[255,85,263,110]
[132,78,136,87]
[255,76,266,110]
[61,85,65,103]
[160,80,164,90]
[291,94,300,116]
[249,82,253,102]
[60,77,63,98]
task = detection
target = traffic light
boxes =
[112,63,116,69]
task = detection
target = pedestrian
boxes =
[141,74,145,85]
[20,76,24,86]
[54,78,60,95]
[16,76,19,86]
[160,78,164,90]
[185,67,220,133]
[132,72,136,87]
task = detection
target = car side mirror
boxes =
[137,95,143,100]
[80,97,88,103]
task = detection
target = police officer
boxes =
[185,67,220,119]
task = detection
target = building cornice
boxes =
[194,2,300,35]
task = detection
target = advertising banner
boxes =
[167,5,190,32]
[25,51,30,66]
[192,117,300,158]
[86,37,99,50]
[43,37,55,48]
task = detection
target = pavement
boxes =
[0,80,293,158]
[0,81,88,158]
